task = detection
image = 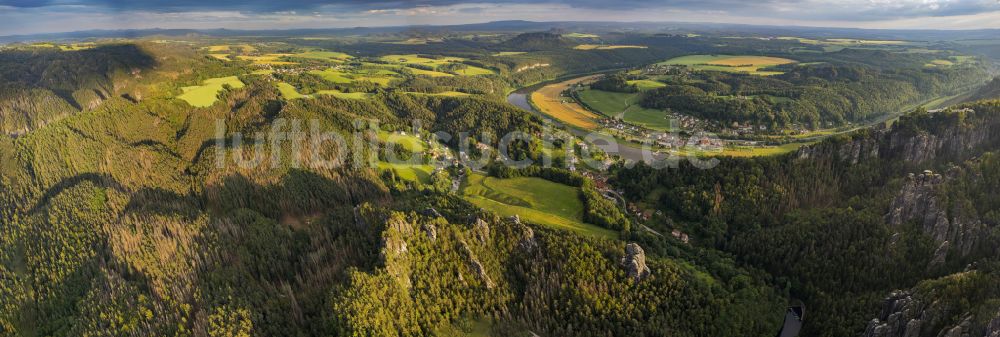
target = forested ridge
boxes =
[639,58,989,128]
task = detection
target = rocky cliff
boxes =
[863,272,1000,337]
[797,106,1000,165]
[885,171,987,267]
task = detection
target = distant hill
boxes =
[499,32,574,51]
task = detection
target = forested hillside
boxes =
[0,41,786,337]
[612,101,1000,336]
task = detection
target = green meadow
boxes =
[177,76,245,107]
[461,173,616,239]
[377,162,434,184]
[577,89,674,131]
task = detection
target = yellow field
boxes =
[237,54,297,65]
[530,75,602,129]
[707,56,796,67]
[380,54,465,66]
[574,44,647,50]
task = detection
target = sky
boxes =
[2,0,1000,36]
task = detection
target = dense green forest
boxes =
[612,101,1000,336]
[639,58,989,128]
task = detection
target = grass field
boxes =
[58,43,96,51]
[407,91,471,97]
[276,82,305,99]
[381,54,465,66]
[576,89,673,131]
[377,162,434,184]
[627,79,666,90]
[277,83,370,100]
[178,76,245,107]
[452,65,495,76]
[530,76,602,129]
[408,67,454,77]
[564,33,599,38]
[718,142,813,157]
[493,51,526,56]
[378,131,427,153]
[237,54,298,65]
[291,51,352,61]
[461,173,616,239]
[658,55,796,75]
[574,44,647,50]
[315,90,372,100]
[308,68,353,83]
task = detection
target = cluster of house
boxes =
[639,64,690,76]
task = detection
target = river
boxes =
[506,83,666,164]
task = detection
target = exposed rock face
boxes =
[796,110,999,165]
[517,224,537,251]
[886,172,986,266]
[621,243,651,282]
[380,217,415,288]
[422,223,437,241]
[472,218,491,244]
[864,289,1000,337]
[459,240,494,289]
[863,291,925,337]
[986,313,1000,337]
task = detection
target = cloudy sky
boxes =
[2,0,1000,35]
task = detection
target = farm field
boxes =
[177,76,245,107]
[461,173,616,239]
[308,68,353,83]
[276,83,370,100]
[492,51,526,56]
[377,162,434,184]
[315,90,371,100]
[574,44,647,50]
[627,79,666,90]
[717,142,814,157]
[576,89,673,131]
[236,54,297,65]
[564,33,599,38]
[378,131,427,153]
[452,66,495,76]
[276,82,305,99]
[290,50,352,61]
[408,67,454,77]
[381,54,465,66]
[407,91,471,97]
[529,75,602,129]
[658,55,796,75]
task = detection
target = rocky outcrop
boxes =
[886,171,986,266]
[985,313,1000,337]
[864,283,1000,337]
[472,218,491,244]
[796,108,1000,165]
[380,216,415,288]
[459,240,494,289]
[862,291,925,337]
[621,243,651,282]
[422,223,437,241]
